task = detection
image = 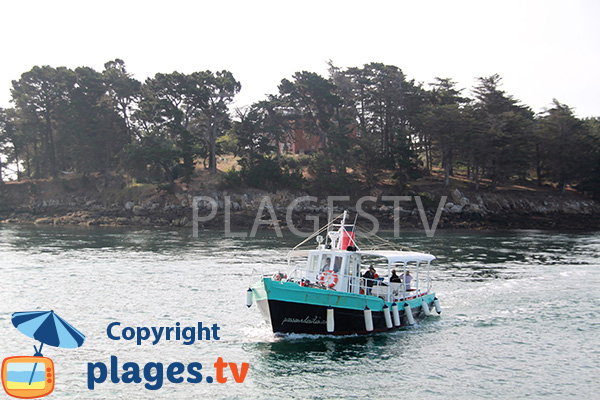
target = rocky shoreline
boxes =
[1,177,599,232]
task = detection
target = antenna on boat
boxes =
[287,212,344,256]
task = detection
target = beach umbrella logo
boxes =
[1,310,85,399]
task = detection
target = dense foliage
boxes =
[1,60,599,198]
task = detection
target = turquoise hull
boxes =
[250,278,436,335]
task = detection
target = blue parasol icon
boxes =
[10,310,85,386]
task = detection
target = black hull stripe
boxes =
[256,299,432,335]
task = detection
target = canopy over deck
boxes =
[356,250,436,264]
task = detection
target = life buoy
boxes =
[319,270,338,288]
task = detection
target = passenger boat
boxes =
[246,211,441,335]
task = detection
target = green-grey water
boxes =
[0,225,598,399]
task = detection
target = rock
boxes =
[34,217,54,225]
[124,201,135,211]
[132,205,145,215]
[457,196,470,207]
[451,189,463,203]
[449,204,463,214]
[171,216,190,227]
[467,204,486,214]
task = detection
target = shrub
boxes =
[222,168,242,188]
[231,155,304,191]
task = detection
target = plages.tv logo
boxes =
[1,311,85,399]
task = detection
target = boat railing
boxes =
[286,265,304,281]
[278,266,429,303]
[252,266,289,282]
[370,279,429,303]
[251,267,265,280]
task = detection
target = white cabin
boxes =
[290,212,436,303]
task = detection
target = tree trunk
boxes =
[33,140,40,178]
[319,127,327,150]
[24,146,31,179]
[466,159,471,180]
[159,161,175,188]
[442,149,451,187]
[444,161,450,188]
[209,115,218,174]
[559,174,566,194]
[275,138,281,164]
[424,143,430,172]
[13,147,22,180]
[428,139,433,171]
[104,138,111,176]
[534,143,542,186]
[424,136,431,172]
[44,113,58,178]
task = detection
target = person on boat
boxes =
[363,266,376,295]
[390,269,401,283]
[321,257,332,272]
[402,270,414,290]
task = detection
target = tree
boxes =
[0,108,9,183]
[61,66,129,174]
[9,63,136,178]
[234,96,293,161]
[576,117,600,199]
[536,99,587,193]
[279,71,340,150]
[131,72,203,184]
[11,66,76,178]
[129,70,239,183]
[202,70,241,173]
[331,63,422,187]
[103,59,141,145]
[227,99,304,191]
[471,74,534,189]
[423,78,471,187]
[333,63,404,155]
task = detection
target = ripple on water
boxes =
[0,226,599,399]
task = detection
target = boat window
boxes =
[391,262,403,282]
[320,254,333,272]
[348,254,361,293]
[308,255,319,273]
[404,261,418,291]
[416,260,430,292]
[333,256,343,273]
[348,254,360,276]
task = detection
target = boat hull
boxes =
[251,278,436,335]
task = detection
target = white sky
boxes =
[0,0,598,117]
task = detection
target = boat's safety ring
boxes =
[319,270,338,288]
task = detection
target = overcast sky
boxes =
[1,0,598,117]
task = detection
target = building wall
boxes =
[289,127,322,154]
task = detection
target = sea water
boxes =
[0,225,598,399]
